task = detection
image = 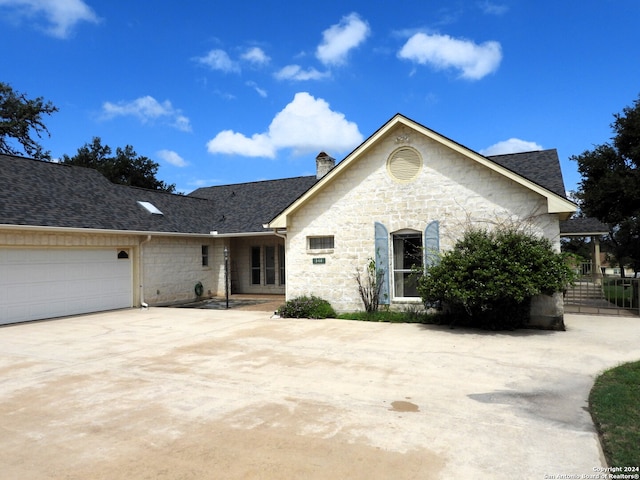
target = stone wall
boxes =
[285,125,561,315]
[142,236,226,305]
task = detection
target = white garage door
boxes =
[0,248,133,325]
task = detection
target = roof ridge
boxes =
[486,148,557,158]
[190,174,317,192]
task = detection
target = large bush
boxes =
[277,295,336,319]
[417,227,575,329]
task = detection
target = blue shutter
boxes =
[374,222,390,305]
[424,220,440,269]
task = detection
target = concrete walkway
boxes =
[0,309,639,479]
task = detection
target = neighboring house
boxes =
[1,113,578,326]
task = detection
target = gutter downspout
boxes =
[139,235,152,308]
[272,229,287,299]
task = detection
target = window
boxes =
[279,244,286,285]
[201,245,209,267]
[265,246,276,284]
[117,250,129,259]
[251,246,261,285]
[392,232,422,297]
[308,236,334,250]
[137,200,163,215]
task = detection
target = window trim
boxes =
[201,245,209,267]
[391,230,423,299]
[307,235,335,252]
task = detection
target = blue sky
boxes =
[1,1,639,195]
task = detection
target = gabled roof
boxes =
[0,154,215,235]
[560,217,609,236]
[1,114,578,237]
[190,176,318,234]
[487,149,567,199]
[269,114,577,228]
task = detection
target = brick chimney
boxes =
[315,151,335,179]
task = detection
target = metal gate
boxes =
[564,263,640,316]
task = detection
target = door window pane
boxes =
[251,246,261,285]
[265,246,275,285]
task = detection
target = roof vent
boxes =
[387,147,422,183]
[137,201,163,215]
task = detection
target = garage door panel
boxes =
[0,249,133,325]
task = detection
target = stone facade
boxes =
[284,125,562,314]
[141,236,225,305]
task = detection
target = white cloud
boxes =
[246,81,267,98]
[207,130,274,157]
[157,149,188,167]
[0,0,99,38]
[241,46,270,66]
[274,64,330,81]
[206,92,363,158]
[316,12,370,66]
[102,96,192,132]
[172,115,192,132]
[398,32,502,80]
[480,138,543,156]
[478,1,509,15]
[194,49,240,73]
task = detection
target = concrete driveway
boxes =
[1,308,639,480]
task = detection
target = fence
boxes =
[564,262,640,316]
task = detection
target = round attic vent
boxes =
[387,147,422,182]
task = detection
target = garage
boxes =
[0,248,133,325]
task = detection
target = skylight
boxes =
[137,201,163,215]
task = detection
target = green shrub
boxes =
[277,295,336,319]
[417,227,575,330]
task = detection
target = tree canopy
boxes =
[60,137,176,193]
[572,95,640,274]
[0,82,58,160]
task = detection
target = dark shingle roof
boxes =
[560,217,609,235]
[1,144,570,235]
[190,176,318,233]
[486,149,568,199]
[0,154,215,234]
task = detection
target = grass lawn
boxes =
[589,360,640,467]
[602,279,638,309]
[337,309,437,324]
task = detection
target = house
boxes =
[1,114,579,326]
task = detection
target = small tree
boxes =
[355,258,385,313]
[417,227,575,330]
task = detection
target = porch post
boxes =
[592,235,603,285]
